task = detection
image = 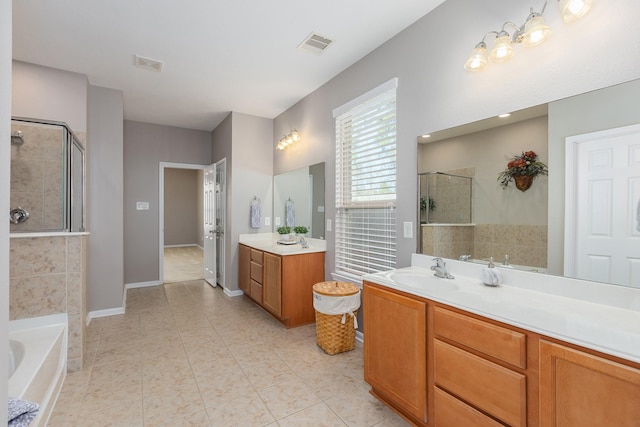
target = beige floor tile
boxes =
[206,391,275,426]
[49,278,404,427]
[276,402,348,427]
[257,377,322,420]
[197,368,256,408]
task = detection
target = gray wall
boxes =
[274,0,640,277]
[418,116,549,226]
[229,112,273,291]
[1,0,11,419]
[123,120,211,285]
[547,79,640,275]
[164,168,199,246]
[88,85,124,311]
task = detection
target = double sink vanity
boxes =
[362,254,640,426]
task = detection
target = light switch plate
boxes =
[136,201,149,211]
[327,219,332,232]
[403,221,413,238]
[265,217,271,226]
[275,217,281,226]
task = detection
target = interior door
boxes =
[567,124,640,287]
[215,159,226,287]
[204,163,216,286]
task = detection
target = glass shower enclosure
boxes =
[10,117,85,232]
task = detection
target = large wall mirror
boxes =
[274,162,325,238]
[417,78,640,289]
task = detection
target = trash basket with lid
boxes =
[312,281,361,355]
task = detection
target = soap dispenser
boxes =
[481,257,503,287]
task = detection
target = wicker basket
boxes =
[313,281,360,355]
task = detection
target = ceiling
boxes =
[12,0,446,131]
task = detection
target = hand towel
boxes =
[8,397,39,427]
[250,199,261,228]
[285,199,295,227]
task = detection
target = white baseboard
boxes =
[224,288,244,297]
[86,307,125,326]
[125,280,162,290]
[356,330,364,343]
[163,243,200,248]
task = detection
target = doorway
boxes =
[159,161,225,286]
[565,123,640,287]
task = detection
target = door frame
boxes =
[564,123,640,277]
[159,161,210,284]
[215,158,227,288]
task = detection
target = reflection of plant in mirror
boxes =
[420,197,436,212]
[277,226,291,234]
[293,226,309,235]
[498,150,548,191]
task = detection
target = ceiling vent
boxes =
[134,55,164,72]
[297,32,335,55]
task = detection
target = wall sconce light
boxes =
[276,129,300,150]
[464,0,593,72]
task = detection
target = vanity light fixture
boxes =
[276,129,300,150]
[464,0,593,72]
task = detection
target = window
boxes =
[334,78,397,278]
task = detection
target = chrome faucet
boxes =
[503,254,510,266]
[431,257,454,279]
[459,254,471,261]
[299,236,309,248]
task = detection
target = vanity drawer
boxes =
[250,261,263,283]
[434,306,526,369]
[250,249,263,264]
[434,339,526,427]
[434,387,504,427]
[250,280,263,304]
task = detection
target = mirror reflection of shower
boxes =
[11,130,24,146]
[418,171,473,224]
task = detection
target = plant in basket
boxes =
[497,150,548,191]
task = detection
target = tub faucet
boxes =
[459,254,471,261]
[431,258,454,279]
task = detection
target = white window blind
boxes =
[334,80,397,277]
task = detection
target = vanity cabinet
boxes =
[539,340,640,427]
[363,280,640,426]
[238,244,324,328]
[363,285,427,425]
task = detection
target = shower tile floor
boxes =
[48,281,410,426]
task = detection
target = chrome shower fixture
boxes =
[11,130,24,146]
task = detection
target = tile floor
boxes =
[164,246,204,283]
[48,280,411,426]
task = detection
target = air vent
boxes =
[297,32,335,55]
[134,55,164,72]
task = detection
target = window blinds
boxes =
[334,80,397,277]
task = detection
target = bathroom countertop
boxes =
[239,233,326,256]
[363,254,640,364]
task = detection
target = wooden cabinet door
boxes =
[263,252,282,317]
[540,340,640,427]
[363,284,427,423]
[238,244,251,295]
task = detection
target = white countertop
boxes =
[363,254,640,364]
[239,233,326,256]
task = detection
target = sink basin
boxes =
[389,271,459,292]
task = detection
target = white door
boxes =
[204,163,216,286]
[215,159,226,287]
[566,123,640,287]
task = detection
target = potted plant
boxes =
[293,225,309,236]
[497,150,548,191]
[276,226,291,235]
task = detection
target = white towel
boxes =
[250,200,261,228]
[285,199,295,227]
[8,397,39,427]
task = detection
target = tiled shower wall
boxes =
[422,223,547,268]
[9,235,87,372]
[10,122,66,232]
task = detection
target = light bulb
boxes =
[464,42,488,71]
[559,0,593,22]
[291,129,300,142]
[489,34,514,63]
[522,14,552,47]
